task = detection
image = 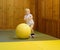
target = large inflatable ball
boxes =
[16,23,31,38]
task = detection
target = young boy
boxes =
[24,8,35,38]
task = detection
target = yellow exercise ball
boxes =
[16,23,31,38]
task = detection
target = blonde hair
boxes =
[25,8,30,12]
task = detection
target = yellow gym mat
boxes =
[0,40,60,50]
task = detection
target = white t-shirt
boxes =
[24,14,34,26]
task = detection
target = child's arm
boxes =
[24,17,26,21]
[24,16,27,21]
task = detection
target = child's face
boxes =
[25,10,30,15]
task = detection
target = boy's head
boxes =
[25,8,30,15]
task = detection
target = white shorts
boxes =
[26,20,34,26]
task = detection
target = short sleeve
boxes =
[29,14,33,19]
[29,14,33,17]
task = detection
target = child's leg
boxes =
[30,25,34,33]
[30,25,35,38]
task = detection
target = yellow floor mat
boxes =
[0,40,60,50]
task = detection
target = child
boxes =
[24,8,35,38]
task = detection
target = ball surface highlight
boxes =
[16,23,31,38]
